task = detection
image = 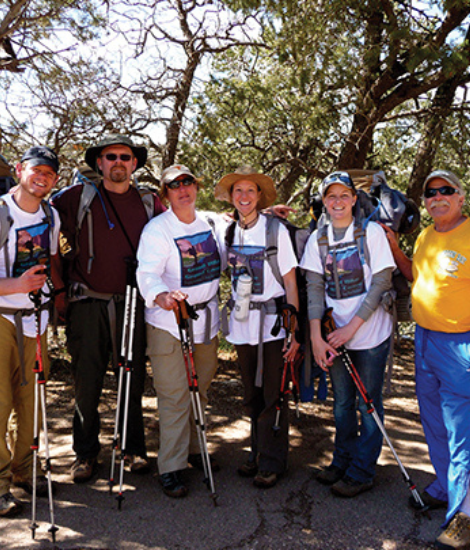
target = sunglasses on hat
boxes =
[423,186,458,199]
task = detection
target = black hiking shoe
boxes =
[315,464,346,486]
[13,475,56,497]
[160,471,188,498]
[408,489,447,511]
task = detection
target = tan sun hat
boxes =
[215,166,277,210]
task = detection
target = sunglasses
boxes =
[423,186,458,199]
[166,177,195,190]
[101,153,133,162]
[323,172,353,186]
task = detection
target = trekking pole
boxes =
[174,300,218,506]
[109,283,132,494]
[116,284,138,510]
[321,307,426,511]
[29,289,58,542]
[273,305,298,434]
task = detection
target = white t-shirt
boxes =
[300,220,395,350]
[226,215,298,346]
[136,209,226,343]
[0,194,60,337]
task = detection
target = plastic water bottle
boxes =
[233,273,252,322]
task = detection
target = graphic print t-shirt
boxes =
[137,209,226,343]
[300,221,395,350]
[0,193,60,337]
[226,215,298,346]
[324,241,366,299]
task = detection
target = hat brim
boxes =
[85,144,147,172]
[215,172,276,210]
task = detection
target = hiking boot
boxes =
[331,475,374,498]
[408,489,447,511]
[13,475,56,497]
[124,455,150,474]
[0,492,23,518]
[238,459,258,478]
[316,464,346,486]
[436,512,470,550]
[160,471,188,498]
[253,470,279,489]
[188,453,220,473]
[71,457,97,483]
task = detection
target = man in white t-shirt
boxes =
[0,147,60,518]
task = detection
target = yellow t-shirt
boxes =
[412,218,470,332]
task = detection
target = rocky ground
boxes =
[1,329,445,550]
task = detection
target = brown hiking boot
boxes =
[316,464,346,486]
[253,471,279,488]
[124,455,150,474]
[436,512,470,550]
[71,458,97,483]
[331,475,373,498]
[0,492,23,518]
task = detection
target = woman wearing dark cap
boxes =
[215,166,299,488]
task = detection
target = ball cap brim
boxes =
[423,170,464,193]
[21,146,59,173]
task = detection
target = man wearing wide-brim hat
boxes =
[52,134,166,483]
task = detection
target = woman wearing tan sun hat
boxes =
[215,166,300,489]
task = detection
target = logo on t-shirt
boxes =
[13,222,51,277]
[228,245,265,295]
[325,242,365,299]
[437,249,466,279]
[175,230,220,287]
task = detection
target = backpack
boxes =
[311,169,419,323]
[59,167,155,273]
[0,154,16,195]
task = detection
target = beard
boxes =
[109,166,129,183]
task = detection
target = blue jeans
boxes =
[329,338,390,483]
[415,325,470,525]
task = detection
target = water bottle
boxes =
[233,273,252,322]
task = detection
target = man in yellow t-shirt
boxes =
[384,170,470,550]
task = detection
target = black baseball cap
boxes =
[21,146,59,173]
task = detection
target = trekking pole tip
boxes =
[116,493,124,510]
[211,493,219,507]
[49,524,59,543]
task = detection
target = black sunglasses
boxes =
[423,186,458,199]
[166,177,195,190]
[102,153,133,162]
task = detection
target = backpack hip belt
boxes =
[190,294,219,346]
[68,282,126,372]
[223,296,284,388]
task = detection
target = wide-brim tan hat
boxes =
[215,166,277,210]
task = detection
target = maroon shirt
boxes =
[53,184,165,294]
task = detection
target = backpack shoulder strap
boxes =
[265,214,283,287]
[316,224,329,273]
[77,182,97,232]
[353,220,370,266]
[0,199,13,277]
[137,187,155,220]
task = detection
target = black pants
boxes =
[67,298,147,460]
[236,339,288,474]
